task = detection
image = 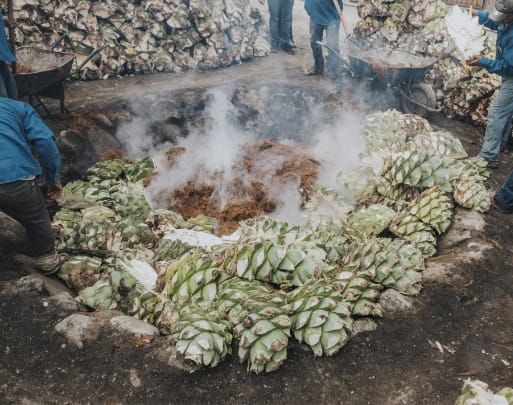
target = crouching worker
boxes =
[0,97,63,274]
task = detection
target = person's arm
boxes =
[477,10,500,31]
[22,104,62,190]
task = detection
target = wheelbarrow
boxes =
[319,41,440,116]
[13,36,107,115]
[14,46,76,115]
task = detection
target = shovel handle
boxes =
[6,0,16,73]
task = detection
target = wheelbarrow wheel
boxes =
[400,82,437,116]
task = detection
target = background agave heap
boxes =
[52,109,491,373]
[353,0,500,127]
[5,0,268,79]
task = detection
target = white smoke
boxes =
[116,84,370,230]
[147,87,253,209]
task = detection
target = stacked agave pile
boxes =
[353,0,501,126]
[9,0,268,79]
[53,109,491,373]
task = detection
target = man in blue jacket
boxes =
[0,97,63,274]
[304,0,347,84]
[468,4,513,167]
[0,13,17,99]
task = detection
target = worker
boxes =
[304,0,349,85]
[0,97,63,274]
[0,12,17,99]
[493,169,513,213]
[259,0,295,54]
[467,2,513,167]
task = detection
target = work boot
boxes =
[281,44,295,55]
[34,251,65,275]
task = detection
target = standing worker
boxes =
[304,0,349,85]
[467,1,513,167]
[0,11,17,99]
[259,0,295,55]
[0,97,63,274]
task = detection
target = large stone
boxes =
[351,318,378,336]
[0,276,45,296]
[0,212,30,255]
[84,125,122,158]
[57,129,98,179]
[380,289,415,314]
[110,315,160,337]
[44,292,81,315]
[54,313,103,348]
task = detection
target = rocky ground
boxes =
[2,3,513,404]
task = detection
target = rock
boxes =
[438,208,486,250]
[379,289,415,314]
[143,338,198,373]
[351,318,378,336]
[44,292,81,315]
[54,313,103,348]
[109,315,160,337]
[0,276,45,297]
[0,212,30,254]
[92,113,115,129]
[84,125,122,158]
[89,310,125,320]
[15,276,45,294]
[57,129,98,179]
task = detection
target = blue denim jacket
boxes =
[478,11,513,77]
[0,13,16,62]
[305,0,344,26]
[0,98,61,184]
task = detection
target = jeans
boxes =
[0,61,18,99]
[478,77,513,162]
[309,19,341,81]
[0,180,55,257]
[268,0,294,49]
[494,169,513,212]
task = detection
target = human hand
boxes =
[466,55,480,66]
[48,183,63,199]
[3,17,17,28]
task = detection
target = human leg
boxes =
[326,21,342,82]
[478,78,513,162]
[0,61,18,99]
[0,180,56,258]
[309,20,325,74]
[267,0,281,51]
[279,0,294,48]
[494,169,513,213]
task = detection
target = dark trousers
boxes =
[495,169,513,212]
[268,0,294,49]
[0,61,18,99]
[0,180,55,257]
[309,20,341,80]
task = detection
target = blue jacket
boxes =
[305,0,344,26]
[0,13,16,62]
[478,11,513,77]
[0,98,61,184]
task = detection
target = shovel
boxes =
[7,0,16,74]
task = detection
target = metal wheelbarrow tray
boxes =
[347,47,439,115]
[13,46,76,114]
[347,48,437,85]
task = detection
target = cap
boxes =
[490,9,508,22]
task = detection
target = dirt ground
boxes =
[2,3,513,404]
